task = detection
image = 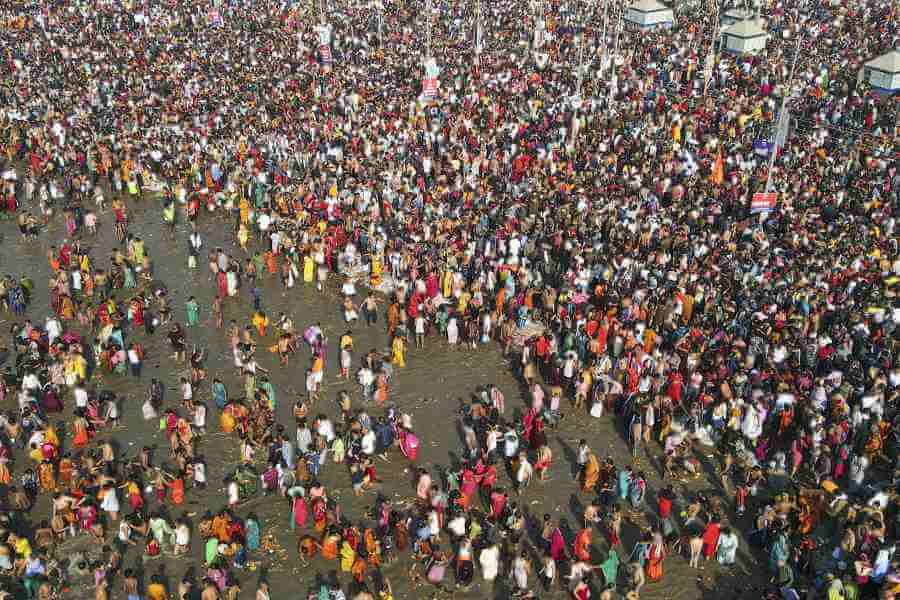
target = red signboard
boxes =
[750,192,777,214]
[422,77,438,99]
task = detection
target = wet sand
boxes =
[0,197,771,599]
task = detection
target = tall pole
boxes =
[598,0,610,77]
[607,6,622,108]
[425,0,433,60]
[765,34,802,193]
[703,0,719,97]
[377,4,383,49]
[571,0,589,147]
[575,17,586,93]
[474,0,482,71]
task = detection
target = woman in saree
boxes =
[38,460,56,493]
[298,536,318,564]
[320,527,340,561]
[645,532,666,582]
[581,449,600,492]
[289,490,308,530]
[129,297,145,328]
[245,515,260,552]
[340,537,356,572]
[398,427,419,462]
[458,467,478,512]
[57,453,74,488]
[216,269,229,298]
[58,294,75,321]
[369,252,383,287]
[364,528,381,569]
[573,527,593,562]
[769,529,790,573]
[72,411,90,448]
[549,525,567,562]
[312,497,328,537]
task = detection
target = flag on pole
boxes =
[709,148,724,185]
[750,192,777,214]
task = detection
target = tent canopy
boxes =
[864,50,900,75]
[627,0,670,13]
[723,19,767,39]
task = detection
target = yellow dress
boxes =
[370,257,383,286]
[239,197,250,224]
[340,541,355,572]
[391,337,405,368]
[442,271,453,298]
[45,426,60,447]
[303,255,314,283]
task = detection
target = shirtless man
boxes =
[177,578,192,600]
[201,579,220,600]
[123,568,140,600]
[95,575,109,600]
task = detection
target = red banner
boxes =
[750,192,777,214]
[422,77,438,99]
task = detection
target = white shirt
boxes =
[361,430,376,455]
[357,368,374,386]
[480,545,500,581]
[22,373,40,392]
[193,462,206,484]
[317,419,335,442]
[193,404,206,428]
[175,524,190,546]
[447,515,467,537]
[46,319,61,341]
[74,386,89,408]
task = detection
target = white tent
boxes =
[721,7,762,26]
[863,50,900,92]
[624,0,674,29]
[722,19,768,54]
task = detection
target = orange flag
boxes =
[710,148,724,186]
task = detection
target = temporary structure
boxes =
[722,19,768,54]
[721,7,760,26]
[862,50,900,93]
[624,0,674,29]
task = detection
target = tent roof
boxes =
[723,7,754,16]
[627,0,671,13]
[723,19,767,38]
[865,50,900,74]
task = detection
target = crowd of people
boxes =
[0,0,897,598]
